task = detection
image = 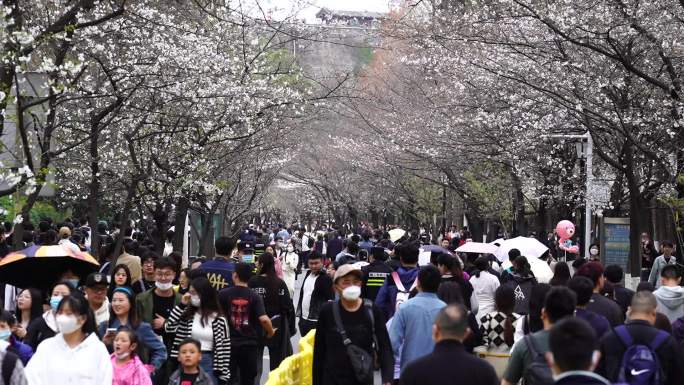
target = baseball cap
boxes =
[85,272,108,287]
[333,264,363,283]
[238,242,254,253]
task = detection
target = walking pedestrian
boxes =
[111,329,153,385]
[375,242,420,320]
[218,263,275,385]
[168,338,214,385]
[567,276,610,338]
[596,291,684,385]
[13,288,42,341]
[99,287,168,373]
[501,286,577,385]
[389,265,446,370]
[479,286,520,353]
[469,256,500,321]
[84,272,110,325]
[312,264,394,385]
[361,247,393,302]
[279,241,299,297]
[199,237,236,291]
[575,262,623,326]
[603,265,634,316]
[249,253,295,384]
[25,281,75,350]
[437,253,476,312]
[25,292,113,385]
[297,252,334,337]
[399,304,497,385]
[0,310,33,365]
[500,255,538,315]
[653,264,684,323]
[547,318,610,385]
[165,277,230,385]
[648,240,676,288]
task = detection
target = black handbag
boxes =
[332,300,375,383]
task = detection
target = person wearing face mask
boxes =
[25,292,113,385]
[134,257,180,383]
[588,244,601,261]
[236,242,256,266]
[165,277,230,385]
[0,310,33,365]
[280,241,299,297]
[249,253,295,385]
[24,281,74,350]
[313,264,394,385]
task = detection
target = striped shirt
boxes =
[164,304,231,382]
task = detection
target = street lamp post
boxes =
[545,132,593,258]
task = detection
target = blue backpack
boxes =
[614,325,669,385]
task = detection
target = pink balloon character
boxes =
[556,220,579,254]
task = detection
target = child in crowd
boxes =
[168,338,214,385]
[112,328,153,385]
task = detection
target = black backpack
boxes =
[2,350,18,385]
[523,335,553,385]
[503,276,536,315]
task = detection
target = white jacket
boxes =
[470,270,500,323]
[26,332,112,385]
[281,251,299,297]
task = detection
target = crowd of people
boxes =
[0,219,682,385]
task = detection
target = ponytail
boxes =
[503,315,514,347]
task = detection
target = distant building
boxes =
[315,8,387,27]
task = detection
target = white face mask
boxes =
[116,352,130,360]
[590,248,599,256]
[56,314,81,334]
[287,246,294,252]
[155,281,173,291]
[342,285,361,301]
[190,295,201,307]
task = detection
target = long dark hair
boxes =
[549,262,570,286]
[494,286,516,346]
[527,284,551,334]
[437,282,464,305]
[257,253,282,311]
[109,286,140,329]
[437,253,466,284]
[16,288,43,324]
[108,264,132,299]
[184,277,220,327]
[512,255,533,277]
[56,292,97,336]
[473,256,490,278]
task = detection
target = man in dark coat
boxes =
[399,304,498,385]
[547,317,611,385]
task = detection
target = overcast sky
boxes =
[256,0,393,23]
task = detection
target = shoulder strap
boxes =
[649,330,670,351]
[332,301,352,346]
[391,271,405,292]
[614,325,633,347]
[2,350,17,385]
[363,299,379,351]
[524,335,541,358]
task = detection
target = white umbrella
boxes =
[502,256,554,283]
[455,242,499,255]
[389,228,406,243]
[493,236,549,263]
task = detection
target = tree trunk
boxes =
[113,180,138,258]
[172,196,189,253]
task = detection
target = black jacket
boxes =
[597,320,684,385]
[361,261,392,302]
[313,301,393,385]
[587,293,623,326]
[399,340,498,385]
[297,270,334,321]
[612,285,634,316]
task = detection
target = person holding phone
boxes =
[99,287,167,375]
[165,277,230,385]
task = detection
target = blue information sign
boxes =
[603,219,630,276]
